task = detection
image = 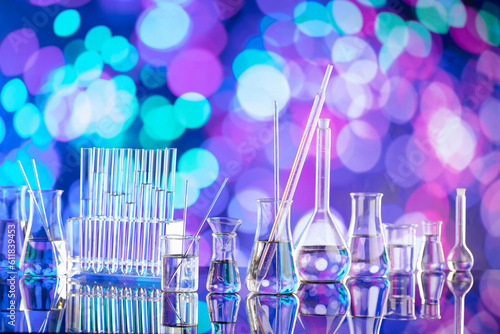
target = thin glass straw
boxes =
[31,159,49,231]
[257,65,333,275]
[183,179,189,229]
[273,101,280,202]
[165,177,228,286]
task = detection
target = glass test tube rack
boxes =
[67,148,181,278]
[66,279,163,333]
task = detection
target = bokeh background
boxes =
[0,0,499,273]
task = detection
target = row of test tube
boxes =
[67,148,181,278]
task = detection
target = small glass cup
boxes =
[161,235,200,292]
[383,224,416,273]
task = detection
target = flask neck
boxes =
[212,233,236,261]
[315,122,331,213]
[455,194,466,245]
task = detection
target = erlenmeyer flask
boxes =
[207,293,240,334]
[296,119,350,282]
[296,282,349,334]
[207,218,242,293]
[417,221,445,271]
[347,193,389,278]
[245,199,298,294]
[447,189,474,271]
[246,293,298,334]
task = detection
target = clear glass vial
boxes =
[417,221,446,271]
[296,119,350,282]
[447,188,474,272]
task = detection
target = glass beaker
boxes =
[20,190,67,276]
[295,119,350,282]
[447,189,474,271]
[347,193,389,278]
[245,199,298,294]
[384,273,416,320]
[417,221,446,271]
[296,282,349,334]
[161,234,200,292]
[0,186,28,271]
[246,293,298,334]
[161,292,198,331]
[417,271,445,319]
[383,224,416,273]
[207,217,242,293]
[207,293,240,333]
[347,277,389,334]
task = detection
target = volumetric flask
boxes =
[417,221,445,271]
[20,190,67,276]
[347,193,389,278]
[447,188,474,271]
[383,224,416,273]
[207,217,242,293]
[161,235,200,292]
[295,119,350,282]
[245,199,298,294]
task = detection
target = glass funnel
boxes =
[447,189,474,272]
[245,199,298,294]
[207,217,242,293]
[417,221,446,271]
[295,119,350,282]
[347,193,389,278]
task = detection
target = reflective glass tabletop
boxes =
[1,268,499,333]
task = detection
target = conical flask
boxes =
[296,119,350,282]
[347,193,389,278]
[447,189,474,272]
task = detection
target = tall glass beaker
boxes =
[20,190,67,276]
[347,193,389,278]
[295,119,350,282]
[207,217,242,293]
[245,199,298,294]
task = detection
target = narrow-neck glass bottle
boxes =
[447,188,474,272]
[296,118,350,282]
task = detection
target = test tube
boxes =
[91,148,104,272]
[80,148,93,272]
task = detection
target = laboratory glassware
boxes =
[246,293,298,334]
[1,273,28,332]
[20,190,67,276]
[207,217,242,293]
[161,234,200,292]
[383,223,416,273]
[20,276,66,333]
[207,293,240,334]
[295,118,350,282]
[347,193,389,277]
[245,199,298,294]
[417,271,445,319]
[296,282,349,334]
[347,277,389,334]
[162,292,198,330]
[417,221,446,271]
[384,273,416,320]
[447,271,473,334]
[447,188,474,272]
[0,186,27,270]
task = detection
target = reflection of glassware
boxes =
[384,273,416,320]
[1,273,28,332]
[207,218,242,293]
[383,224,416,273]
[246,293,298,334]
[296,119,350,283]
[296,282,349,334]
[347,193,389,278]
[447,189,474,272]
[447,272,473,334]
[417,221,446,271]
[162,292,198,332]
[207,293,240,334]
[20,276,66,333]
[417,271,445,319]
[347,277,388,334]
[20,190,67,276]
[245,199,298,294]
[161,234,200,292]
